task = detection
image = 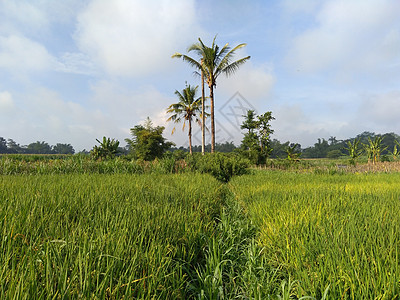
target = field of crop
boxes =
[2,157,400,298]
[0,173,225,298]
[230,171,400,298]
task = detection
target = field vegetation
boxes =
[2,155,400,298]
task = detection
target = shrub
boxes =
[186,153,250,182]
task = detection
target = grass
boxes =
[0,173,223,298]
[230,170,400,298]
[2,156,400,298]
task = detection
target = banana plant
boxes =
[91,137,120,160]
[286,143,301,161]
[363,136,387,164]
[390,140,400,160]
[344,138,362,166]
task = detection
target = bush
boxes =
[327,149,343,159]
[186,153,250,182]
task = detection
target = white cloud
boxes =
[286,0,400,79]
[0,91,14,111]
[359,91,400,127]
[56,52,98,75]
[0,35,55,74]
[218,63,275,103]
[0,0,85,36]
[75,0,202,77]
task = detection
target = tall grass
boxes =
[230,171,400,298]
[0,173,223,298]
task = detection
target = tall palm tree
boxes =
[172,35,250,153]
[166,84,202,154]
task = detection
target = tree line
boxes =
[3,131,400,161]
[0,138,75,154]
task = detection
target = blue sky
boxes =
[1,0,400,151]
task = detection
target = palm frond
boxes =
[220,56,251,77]
[216,43,248,74]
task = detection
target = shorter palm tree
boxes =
[166,84,202,154]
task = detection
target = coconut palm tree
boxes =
[166,84,202,154]
[172,35,250,153]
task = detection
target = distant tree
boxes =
[0,137,7,153]
[303,138,329,158]
[240,110,274,164]
[26,141,52,154]
[240,110,259,152]
[166,84,203,155]
[329,136,338,145]
[53,143,75,154]
[326,149,342,159]
[270,140,289,158]
[257,112,275,157]
[7,139,22,153]
[125,117,174,160]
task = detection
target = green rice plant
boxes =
[230,170,400,298]
[0,173,223,298]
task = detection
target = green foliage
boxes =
[186,153,249,182]
[166,84,203,154]
[239,110,275,164]
[326,149,342,159]
[390,140,400,160]
[231,171,400,298]
[26,141,53,154]
[125,117,174,160]
[286,143,301,161]
[0,173,223,298]
[53,143,75,154]
[363,136,388,164]
[91,136,120,160]
[172,35,250,152]
[344,138,363,165]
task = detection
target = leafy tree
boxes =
[125,117,174,161]
[91,137,120,160]
[240,110,274,164]
[240,110,259,152]
[172,35,250,153]
[326,149,342,159]
[0,137,7,153]
[7,139,22,154]
[26,141,52,154]
[166,84,203,155]
[303,138,329,158]
[257,112,275,156]
[53,143,75,154]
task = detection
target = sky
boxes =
[1,0,400,151]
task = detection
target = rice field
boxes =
[230,171,400,298]
[0,173,223,298]
[2,159,400,298]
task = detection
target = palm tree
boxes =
[172,35,250,153]
[166,84,202,154]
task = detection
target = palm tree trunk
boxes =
[188,119,193,155]
[210,85,215,153]
[201,63,205,155]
